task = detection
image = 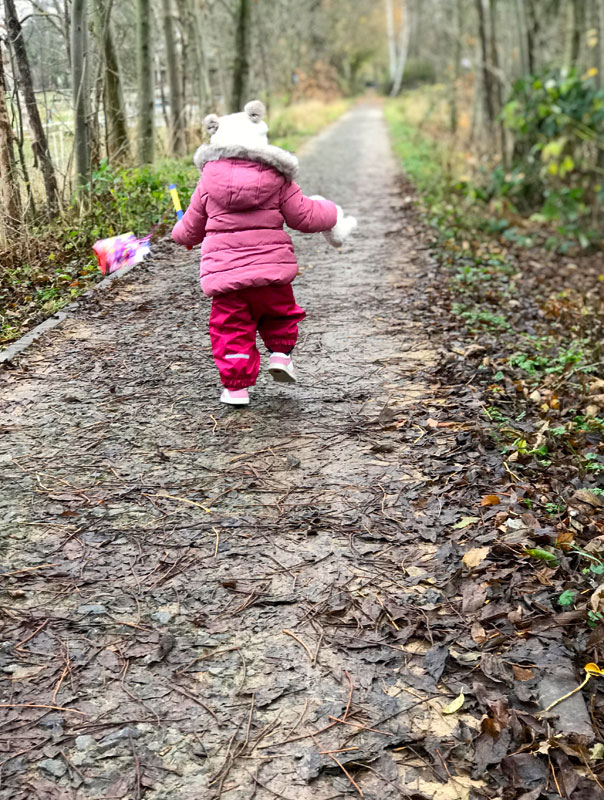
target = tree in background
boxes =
[94,0,131,164]
[137,0,154,163]
[162,0,185,154]
[4,0,59,213]
[71,0,90,188]
[0,41,21,234]
[231,0,250,112]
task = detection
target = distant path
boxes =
[0,104,483,799]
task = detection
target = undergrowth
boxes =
[386,96,604,632]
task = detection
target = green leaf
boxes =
[442,691,465,715]
[524,547,560,565]
[558,590,576,607]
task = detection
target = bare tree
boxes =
[385,0,397,88]
[475,0,495,135]
[4,0,59,213]
[599,0,604,90]
[94,0,130,164]
[390,0,411,97]
[71,0,90,188]
[0,42,21,233]
[162,0,186,154]
[137,0,154,163]
[231,0,250,111]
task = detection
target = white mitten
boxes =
[309,195,358,249]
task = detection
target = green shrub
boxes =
[499,68,604,242]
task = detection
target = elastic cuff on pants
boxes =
[265,341,296,353]
[222,379,255,390]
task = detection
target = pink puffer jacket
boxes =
[171,154,337,297]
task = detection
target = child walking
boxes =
[171,100,357,406]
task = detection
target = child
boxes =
[171,100,357,406]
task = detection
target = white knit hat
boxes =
[203,100,268,150]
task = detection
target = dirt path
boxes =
[1,105,488,800]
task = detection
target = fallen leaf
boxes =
[462,547,490,569]
[512,665,535,681]
[454,516,480,530]
[442,691,465,715]
[471,621,487,645]
[481,494,500,507]
[590,585,604,614]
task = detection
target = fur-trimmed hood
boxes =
[194,143,299,182]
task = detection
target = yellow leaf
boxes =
[453,516,480,530]
[585,663,604,676]
[462,547,490,569]
[442,691,465,715]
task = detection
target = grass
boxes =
[1,98,351,345]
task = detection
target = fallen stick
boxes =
[282,629,313,662]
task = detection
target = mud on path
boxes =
[1,105,490,800]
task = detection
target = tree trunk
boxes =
[390,0,411,96]
[450,0,462,133]
[599,0,604,91]
[137,0,154,163]
[231,0,250,112]
[385,0,397,87]
[526,0,539,74]
[514,0,529,75]
[566,0,584,69]
[4,0,59,213]
[189,0,213,118]
[94,0,130,164]
[475,0,495,137]
[162,0,186,155]
[0,43,21,233]
[71,0,90,189]
[488,0,506,160]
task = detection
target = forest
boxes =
[2,1,604,799]
[1,0,603,339]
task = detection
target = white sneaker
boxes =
[268,352,296,383]
[220,388,250,406]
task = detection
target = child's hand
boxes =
[323,204,358,249]
[309,196,357,248]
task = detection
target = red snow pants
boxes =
[209,284,305,389]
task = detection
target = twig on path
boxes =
[326,753,364,797]
[213,526,220,557]
[0,703,85,715]
[319,747,359,755]
[2,564,59,578]
[52,651,71,704]
[247,770,297,800]
[60,749,86,782]
[169,685,219,720]
[174,646,240,675]
[142,492,211,513]
[282,629,313,662]
[328,716,391,736]
[343,671,354,721]
[15,618,48,650]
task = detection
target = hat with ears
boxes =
[203,100,269,150]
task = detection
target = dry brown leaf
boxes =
[591,584,604,614]
[512,665,535,681]
[471,621,487,645]
[462,547,490,569]
[481,494,500,507]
